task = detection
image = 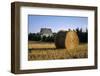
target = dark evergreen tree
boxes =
[76,28,88,43]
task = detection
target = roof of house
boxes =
[40,28,52,34]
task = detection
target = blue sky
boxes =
[28,15,88,33]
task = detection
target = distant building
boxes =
[40,28,53,37]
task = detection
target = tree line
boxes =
[28,33,56,42]
[28,28,88,43]
[76,28,88,43]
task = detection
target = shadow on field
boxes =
[29,48,57,52]
[29,48,56,50]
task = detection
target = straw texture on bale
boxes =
[55,30,79,49]
[55,31,67,48]
[65,31,79,50]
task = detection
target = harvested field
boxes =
[28,41,88,60]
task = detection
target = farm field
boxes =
[28,41,88,60]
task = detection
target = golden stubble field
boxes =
[28,41,88,60]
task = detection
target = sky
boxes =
[28,15,88,33]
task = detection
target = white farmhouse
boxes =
[40,28,53,37]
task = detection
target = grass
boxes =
[28,41,88,60]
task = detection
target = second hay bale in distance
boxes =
[55,31,67,48]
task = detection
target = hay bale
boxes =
[55,30,67,48]
[55,30,79,49]
[65,31,79,50]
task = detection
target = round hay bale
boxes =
[65,31,79,50]
[55,30,79,49]
[55,30,67,48]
